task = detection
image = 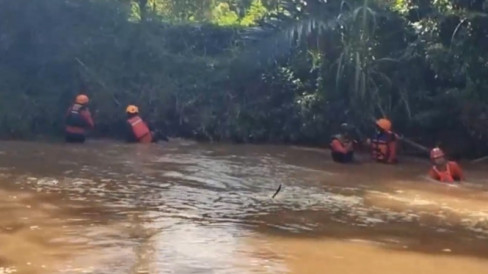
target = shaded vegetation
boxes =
[0,0,487,156]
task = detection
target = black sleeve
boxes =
[388,132,397,142]
[125,121,137,142]
[145,118,154,131]
[350,130,362,143]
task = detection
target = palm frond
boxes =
[335,51,345,88]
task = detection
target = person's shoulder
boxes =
[448,161,461,168]
[331,134,342,140]
[428,166,438,178]
[388,131,398,141]
[330,135,343,145]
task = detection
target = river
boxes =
[0,140,487,274]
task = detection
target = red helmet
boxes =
[430,147,445,160]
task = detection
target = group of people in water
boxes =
[329,118,463,184]
[64,93,463,184]
[65,94,161,144]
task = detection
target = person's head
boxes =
[340,123,352,138]
[375,118,392,133]
[430,147,447,166]
[126,105,139,117]
[75,94,89,105]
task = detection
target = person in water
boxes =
[125,105,161,143]
[330,123,355,163]
[369,118,398,164]
[65,94,94,143]
[428,147,463,183]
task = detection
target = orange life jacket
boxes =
[128,116,152,143]
[432,164,454,183]
[330,135,352,154]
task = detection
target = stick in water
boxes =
[398,136,430,153]
[272,184,282,199]
[472,155,488,164]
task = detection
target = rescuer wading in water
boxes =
[125,105,163,143]
[368,118,398,164]
[65,94,94,143]
[330,123,356,163]
[428,147,463,183]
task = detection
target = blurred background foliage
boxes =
[1,0,488,156]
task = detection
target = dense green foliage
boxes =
[0,0,487,156]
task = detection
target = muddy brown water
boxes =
[0,140,487,274]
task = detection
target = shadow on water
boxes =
[0,140,487,273]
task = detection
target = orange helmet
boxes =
[126,105,139,114]
[376,118,392,131]
[75,94,89,104]
[430,147,445,160]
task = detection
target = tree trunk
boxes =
[138,0,148,21]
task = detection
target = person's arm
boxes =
[450,162,464,181]
[428,168,440,181]
[387,132,398,163]
[81,109,95,128]
[146,120,154,132]
[143,117,158,132]
[64,110,69,125]
[387,142,397,163]
[125,121,137,142]
[330,139,348,154]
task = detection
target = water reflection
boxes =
[147,221,286,273]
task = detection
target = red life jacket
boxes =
[128,116,151,143]
[432,164,454,183]
[330,135,352,154]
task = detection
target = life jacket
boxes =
[66,104,90,128]
[371,132,396,162]
[128,116,152,143]
[432,164,454,183]
[330,135,352,153]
